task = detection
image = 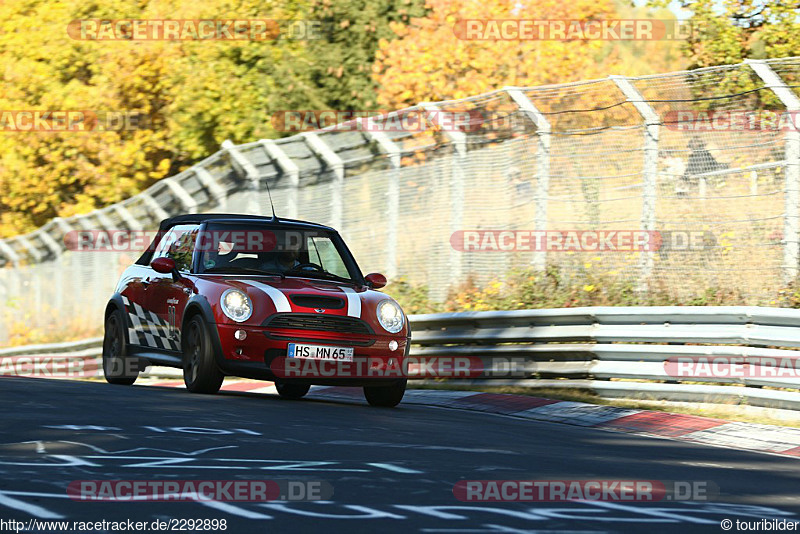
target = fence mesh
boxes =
[2,58,800,343]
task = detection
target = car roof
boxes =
[135,214,338,266]
[159,213,336,233]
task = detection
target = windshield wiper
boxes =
[203,266,284,277]
[284,268,354,284]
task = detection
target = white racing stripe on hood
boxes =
[242,280,291,313]
[341,287,362,318]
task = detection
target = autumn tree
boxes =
[649,0,800,68]
[372,0,689,110]
[0,0,310,236]
[306,0,427,111]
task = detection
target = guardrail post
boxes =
[0,240,20,267]
[505,88,551,271]
[747,60,800,284]
[302,133,344,230]
[366,128,402,279]
[193,166,228,211]
[423,103,466,296]
[15,236,43,264]
[162,178,199,212]
[111,205,143,232]
[140,192,170,222]
[611,75,660,292]
[260,139,300,219]
[222,140,262,215]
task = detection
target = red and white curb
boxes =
[136,378,800,459]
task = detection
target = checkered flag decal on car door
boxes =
[122,296,180,351]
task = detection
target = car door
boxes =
[118,263,153,348]
[142,224,199,352]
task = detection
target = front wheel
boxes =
[183,315,224,394]
[103,308,138,385]
[275,381,310,400]
[364,379,406,407]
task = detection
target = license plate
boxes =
[288,343,354,362]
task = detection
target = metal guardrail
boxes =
[409,306,800,410]
[3,306,800,409]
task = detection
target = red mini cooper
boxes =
[102,214,409,407]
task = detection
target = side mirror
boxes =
[365,273,387,290]
[151,257,176,274]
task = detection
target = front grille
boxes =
[265,313,372,335]
[289,295,345,310]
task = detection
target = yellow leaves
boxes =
[373,0,687,110]
[0,0,311,236]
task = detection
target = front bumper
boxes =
[214,323,409,385]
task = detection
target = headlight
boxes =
[377,299,404,334]
[221,289,253,322]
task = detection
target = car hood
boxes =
[201,275,397,325]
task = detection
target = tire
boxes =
[183,315,224,394]
[103,308,138,385]
[275,381,310,400]
[364,379,406,407]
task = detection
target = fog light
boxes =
[389,340,398,351]
[234,329,247,341]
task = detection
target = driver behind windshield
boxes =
[255,238,303,273]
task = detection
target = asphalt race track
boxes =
[1,376,799,533]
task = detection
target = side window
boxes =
[153,224,199,272]
[309,236,349,278]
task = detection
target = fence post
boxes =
[222,140,262,216]
[505,88,551,271]
[422,103,467,293]
[260,139,300,219]
[611,75,660,292]
[747,59,800,284]
[53,218,74,317]
[366,128,402,279]
[36,228,64,318]
[0,241,21,342]
[303,133,344,230]
[89,211,116,320]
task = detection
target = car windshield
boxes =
[196,223,357,282]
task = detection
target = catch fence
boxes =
[1,57,800,343]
